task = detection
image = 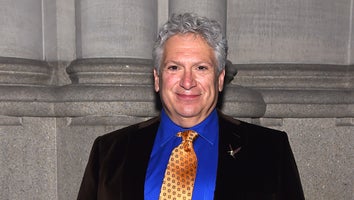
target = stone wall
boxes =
[0,0,353,199]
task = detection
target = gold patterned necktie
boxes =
[159,130,198,200]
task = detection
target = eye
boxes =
[167,65,179,71]
[196,65,208,71]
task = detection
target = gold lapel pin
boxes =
[228,144,241,158]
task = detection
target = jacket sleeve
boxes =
[77,137,102,200]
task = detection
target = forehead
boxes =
[163,33,216,63]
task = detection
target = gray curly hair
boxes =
[152,13,228,74]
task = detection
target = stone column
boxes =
[0,0,51,86]
[65,0,158,115]
[67,0,157,86]
[0,1,42,60]
[169,0,226,33]
[65,0,158,112]
[227,0,349,64]
[77,0,156,59]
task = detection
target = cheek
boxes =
[161,74,179,89]
[198,76,217,92]
[156,74,180,92]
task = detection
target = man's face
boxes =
[154,33,225,127]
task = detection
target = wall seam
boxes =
[41,0,45,60]
[348,0,353,64]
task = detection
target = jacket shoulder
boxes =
[102,116,159,137]
[218,111,288,140]
[92,116,160,149]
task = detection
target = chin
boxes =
[177,108,200,118]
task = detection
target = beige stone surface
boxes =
[0,0,353,200]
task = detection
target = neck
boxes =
[165,109,215,128]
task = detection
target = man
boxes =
[77,13,305,200]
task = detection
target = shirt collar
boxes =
[158,109,219,146]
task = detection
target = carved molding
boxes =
[231,63,354,118]
[0,60,352,121]
[66,58,153,85]
[0,57,52,85]
[232,64,353,89]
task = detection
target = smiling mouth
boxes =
[177,93,200,101]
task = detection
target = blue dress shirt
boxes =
[144,109,219,200]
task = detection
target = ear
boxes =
[153,69,160,92]
[218,69,226,92]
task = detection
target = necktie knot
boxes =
[178,130,198,152]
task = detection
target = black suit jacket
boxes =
[77,111,305,199]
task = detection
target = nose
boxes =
[180,69,196,90]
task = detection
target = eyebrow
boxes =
[163,60,215,68]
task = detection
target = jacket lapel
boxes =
[214,112,247,199]
[121,117,160,199]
